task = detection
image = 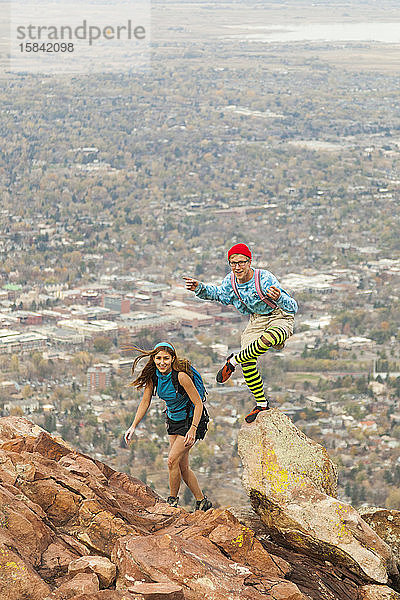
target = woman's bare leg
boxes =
[179,449,203,500]
[167,435,181,497]
[167,435,202,499]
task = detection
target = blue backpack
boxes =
[152,366,207,404]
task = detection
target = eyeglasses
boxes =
[229,260,249,268]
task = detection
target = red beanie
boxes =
[227,243,252,260]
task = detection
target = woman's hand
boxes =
[184,426,196,447]
[124,425,136,446]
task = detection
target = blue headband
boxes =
[153,342,175,353]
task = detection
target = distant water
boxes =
[224,22,400,44]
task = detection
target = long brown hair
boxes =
[130,343,192,389]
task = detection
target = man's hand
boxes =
[266,285,281,301]
[183,276,199,292]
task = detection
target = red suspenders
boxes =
[230,269,278,310]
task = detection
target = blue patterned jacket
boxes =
[195,269,298,316]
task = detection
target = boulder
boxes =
[128,582,184,599]
[0,481,53,566]
[46,572,99,599]
[238,409,395,584]
[39,541,81,580]
[159,506,292,578]
[68,556,117,588]
[69,592,145,600]
[0,541,51,599]
[230,505,362,600]
[360,508,400,563]
[59,533,92,557]
[112,532,307,600]
[20,477,81,526]
[360,585,400,599]
[71,499,139,555]
[0,416,45,443]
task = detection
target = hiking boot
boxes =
[195,495,212,511]
[245,403,270,424]
[216,353,235,383]
[167,496,179,507]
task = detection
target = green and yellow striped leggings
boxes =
[235,309,295,404]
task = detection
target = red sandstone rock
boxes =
[0,482,53,566]
[20,477,81,526]
[59,455,109,485]
[71,499,139,555]
[158,506,290,578]
[59,533,92,556]
[108,472,160,508]
[0,450,18,485]
[69,592,144,600]
[68,555,117,588]
[39,540,80,580]
[128,582,184,599]
[0,541,51,599]
[360,584,400,599]
[0,416,398,600]
[112,532,307,600]
[46,572,99,599]
[0,416,46,442]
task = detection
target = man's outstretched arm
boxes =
[182,275,233,305]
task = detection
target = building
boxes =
[13,311,43,326]
[0,329,48,354]
[87,364,111,395]
[103,294,131,314]
[57,319,118,339]
[81,290,102,306]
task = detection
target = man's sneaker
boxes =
[245,403,270,424]
[195,495,212,511]
[273,342,285,351]
[216,353,235,383]
[167,496,179,507]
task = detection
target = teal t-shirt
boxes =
[156,369,193,422]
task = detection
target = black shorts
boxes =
[166,407,209,440]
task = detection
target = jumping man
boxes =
[183,243,298,423]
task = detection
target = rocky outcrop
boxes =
[0,416,308,600]
[237,409,398,585]
[0,414,399,599]
[68,556,117,588]
[360,508,400,564]
[360,585,400,599]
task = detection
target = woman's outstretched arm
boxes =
[124,380,153,445]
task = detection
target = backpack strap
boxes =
[171,369,186,397]
[231,270,278,310]
[230,272,248,308]
[254,269,278,309]
[173,370,195,420]
[152,371,158,396]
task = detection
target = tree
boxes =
[22,385,33,399]
[44,412,57,432]
[93,336,113,353]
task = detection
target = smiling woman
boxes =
[124,342,212,512]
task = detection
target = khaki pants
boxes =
[241,308,295,350]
